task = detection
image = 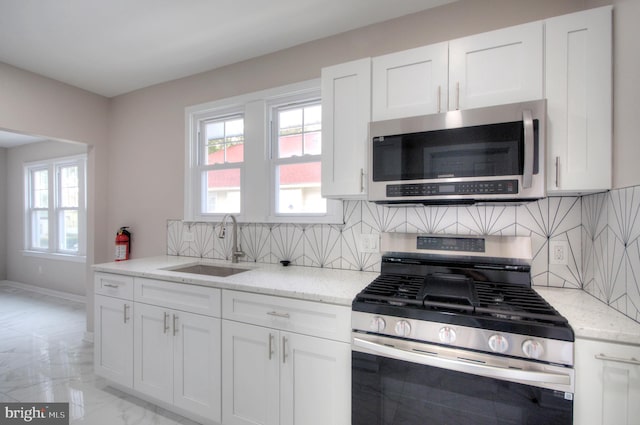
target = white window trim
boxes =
[23,154,87,262]
[185,79,343,224]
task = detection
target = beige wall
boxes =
[6,141,88,295]
[0,62,109,331]
[108,0,595,259]
[0,147,6,280]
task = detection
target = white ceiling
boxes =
[0,0,455,98]
[0,130,46,148]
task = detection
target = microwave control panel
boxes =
[386,180,518,197]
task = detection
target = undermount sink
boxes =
[166,264,249,277]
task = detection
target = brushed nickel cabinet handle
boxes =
[437,85,442,113]
[173,314,178,336]
[123,304,130,324]
[282,336,288,364]
[267,311,290,319]
[268,333,275,360]
[104,283,119,288]
[555,156,560,188]
[163,312,170,334]
[595,353,640,366]
[456,82,460,110]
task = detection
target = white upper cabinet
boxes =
[545,6,612,194]
[371,43,448,120]
[448,21,543,110]
[321,58,371,199]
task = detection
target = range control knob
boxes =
[438,327,457,344]
[522,339,544,359]
[488,334,509,353]
[369,316,386,332]
[394,320,412,337]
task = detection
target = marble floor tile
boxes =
[0,285,200,425]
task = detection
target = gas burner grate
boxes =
[354,275,569,326]
[473,282,568,324]
[355,274,424,307]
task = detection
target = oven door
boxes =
[352,334,573,425]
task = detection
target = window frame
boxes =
[23,154,87,262]
[185,79,342,224]
[268,94,340,221]
[198,111,245,217]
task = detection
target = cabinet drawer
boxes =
[95,272,134,300]
[222,290,351,342]
[134,278,221,317]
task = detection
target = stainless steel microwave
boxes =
[368,99,546,204]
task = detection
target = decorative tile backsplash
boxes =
[583,187,640,322]
[167,187,640,324]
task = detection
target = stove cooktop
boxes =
[352,272,574,342]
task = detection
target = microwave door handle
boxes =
[522,109,534,189]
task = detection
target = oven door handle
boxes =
[353,337,571,386]
[522,109,534,189]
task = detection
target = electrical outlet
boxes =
[358,234,380,253]
[549,240,569,265]
[183,231,195,242]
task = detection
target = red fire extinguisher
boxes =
[115,227,131,261]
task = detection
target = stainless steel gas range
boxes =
[352,233,574,425]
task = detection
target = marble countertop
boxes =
[92,256,376,306]
[93,256,640,345]
[535,287,640,346]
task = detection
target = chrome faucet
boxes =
[218,214,245,263]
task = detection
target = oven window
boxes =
[352,351,572,425]
[372,121,539,182]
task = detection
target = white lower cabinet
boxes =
[134,301,222,423]
[574,338,640,425]
[279,331,350,425]
[94,272,134,388]
[222,321,279,425]
[222,290,351,425]
[94,274,351,425]
[94,294,133,388]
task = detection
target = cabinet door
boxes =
[575,338,640,425]
[449,21,543,110]
[280,332,351,425]
[133,302,173,404]
[321,58,371,199]
[173,311,221,423]
[372,42,448,120]
[94,295,133,388]
[545,6,612,193]
[222,320,279,425]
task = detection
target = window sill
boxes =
[22,250,87,264]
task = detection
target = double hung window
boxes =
[271,100,325,215]
[24,155,86,259]
[185,80,341,223]
[200,114,244,214]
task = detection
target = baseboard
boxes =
[0,280,86,304]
